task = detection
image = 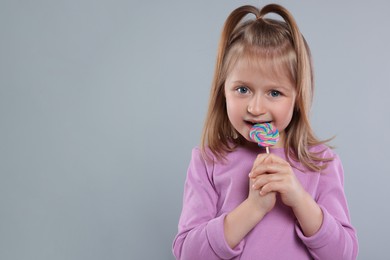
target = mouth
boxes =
[244,120,272,127]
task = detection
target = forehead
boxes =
[227,55,295,87]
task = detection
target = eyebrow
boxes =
[230,80,252,86]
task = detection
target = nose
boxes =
[247,95,266,116]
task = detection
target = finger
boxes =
[263,153,290,166]
[249,154,270,177]
[251,153,270,170]
[259,181,286,196]
[259,182,275,196]
[249,163,286,178]
[251,174,281,190]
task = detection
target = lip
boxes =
[244,120,272,126]
[244,120,273,132]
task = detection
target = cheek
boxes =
[225,100,236,121]
[276,101,295,126]
[225,97,244,119]
[285,101,295,116]
[225,95,234,113]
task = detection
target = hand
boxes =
[249,153,307,210]
[247,154,276,214]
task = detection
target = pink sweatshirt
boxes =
[173,145,358,259]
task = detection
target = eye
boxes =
[236,86,250,94]
[270,90,281,97]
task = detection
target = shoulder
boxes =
[189,146,208,167]
[308,144,345,181]
[191,146,215,166]
[307,144,345,176]
[309,143,339,160]
[189,146,218,175]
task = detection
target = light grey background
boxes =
[1,0,389,259]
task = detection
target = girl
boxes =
[173,4,358,260]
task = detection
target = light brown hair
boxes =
[201,4,332,171]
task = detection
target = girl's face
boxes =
[224,58,296,147]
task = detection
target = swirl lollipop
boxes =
[249,123,279,154]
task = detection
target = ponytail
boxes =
[214,6,259,77]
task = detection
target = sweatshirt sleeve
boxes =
[172,148,244,260]
[295,153,359,259]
